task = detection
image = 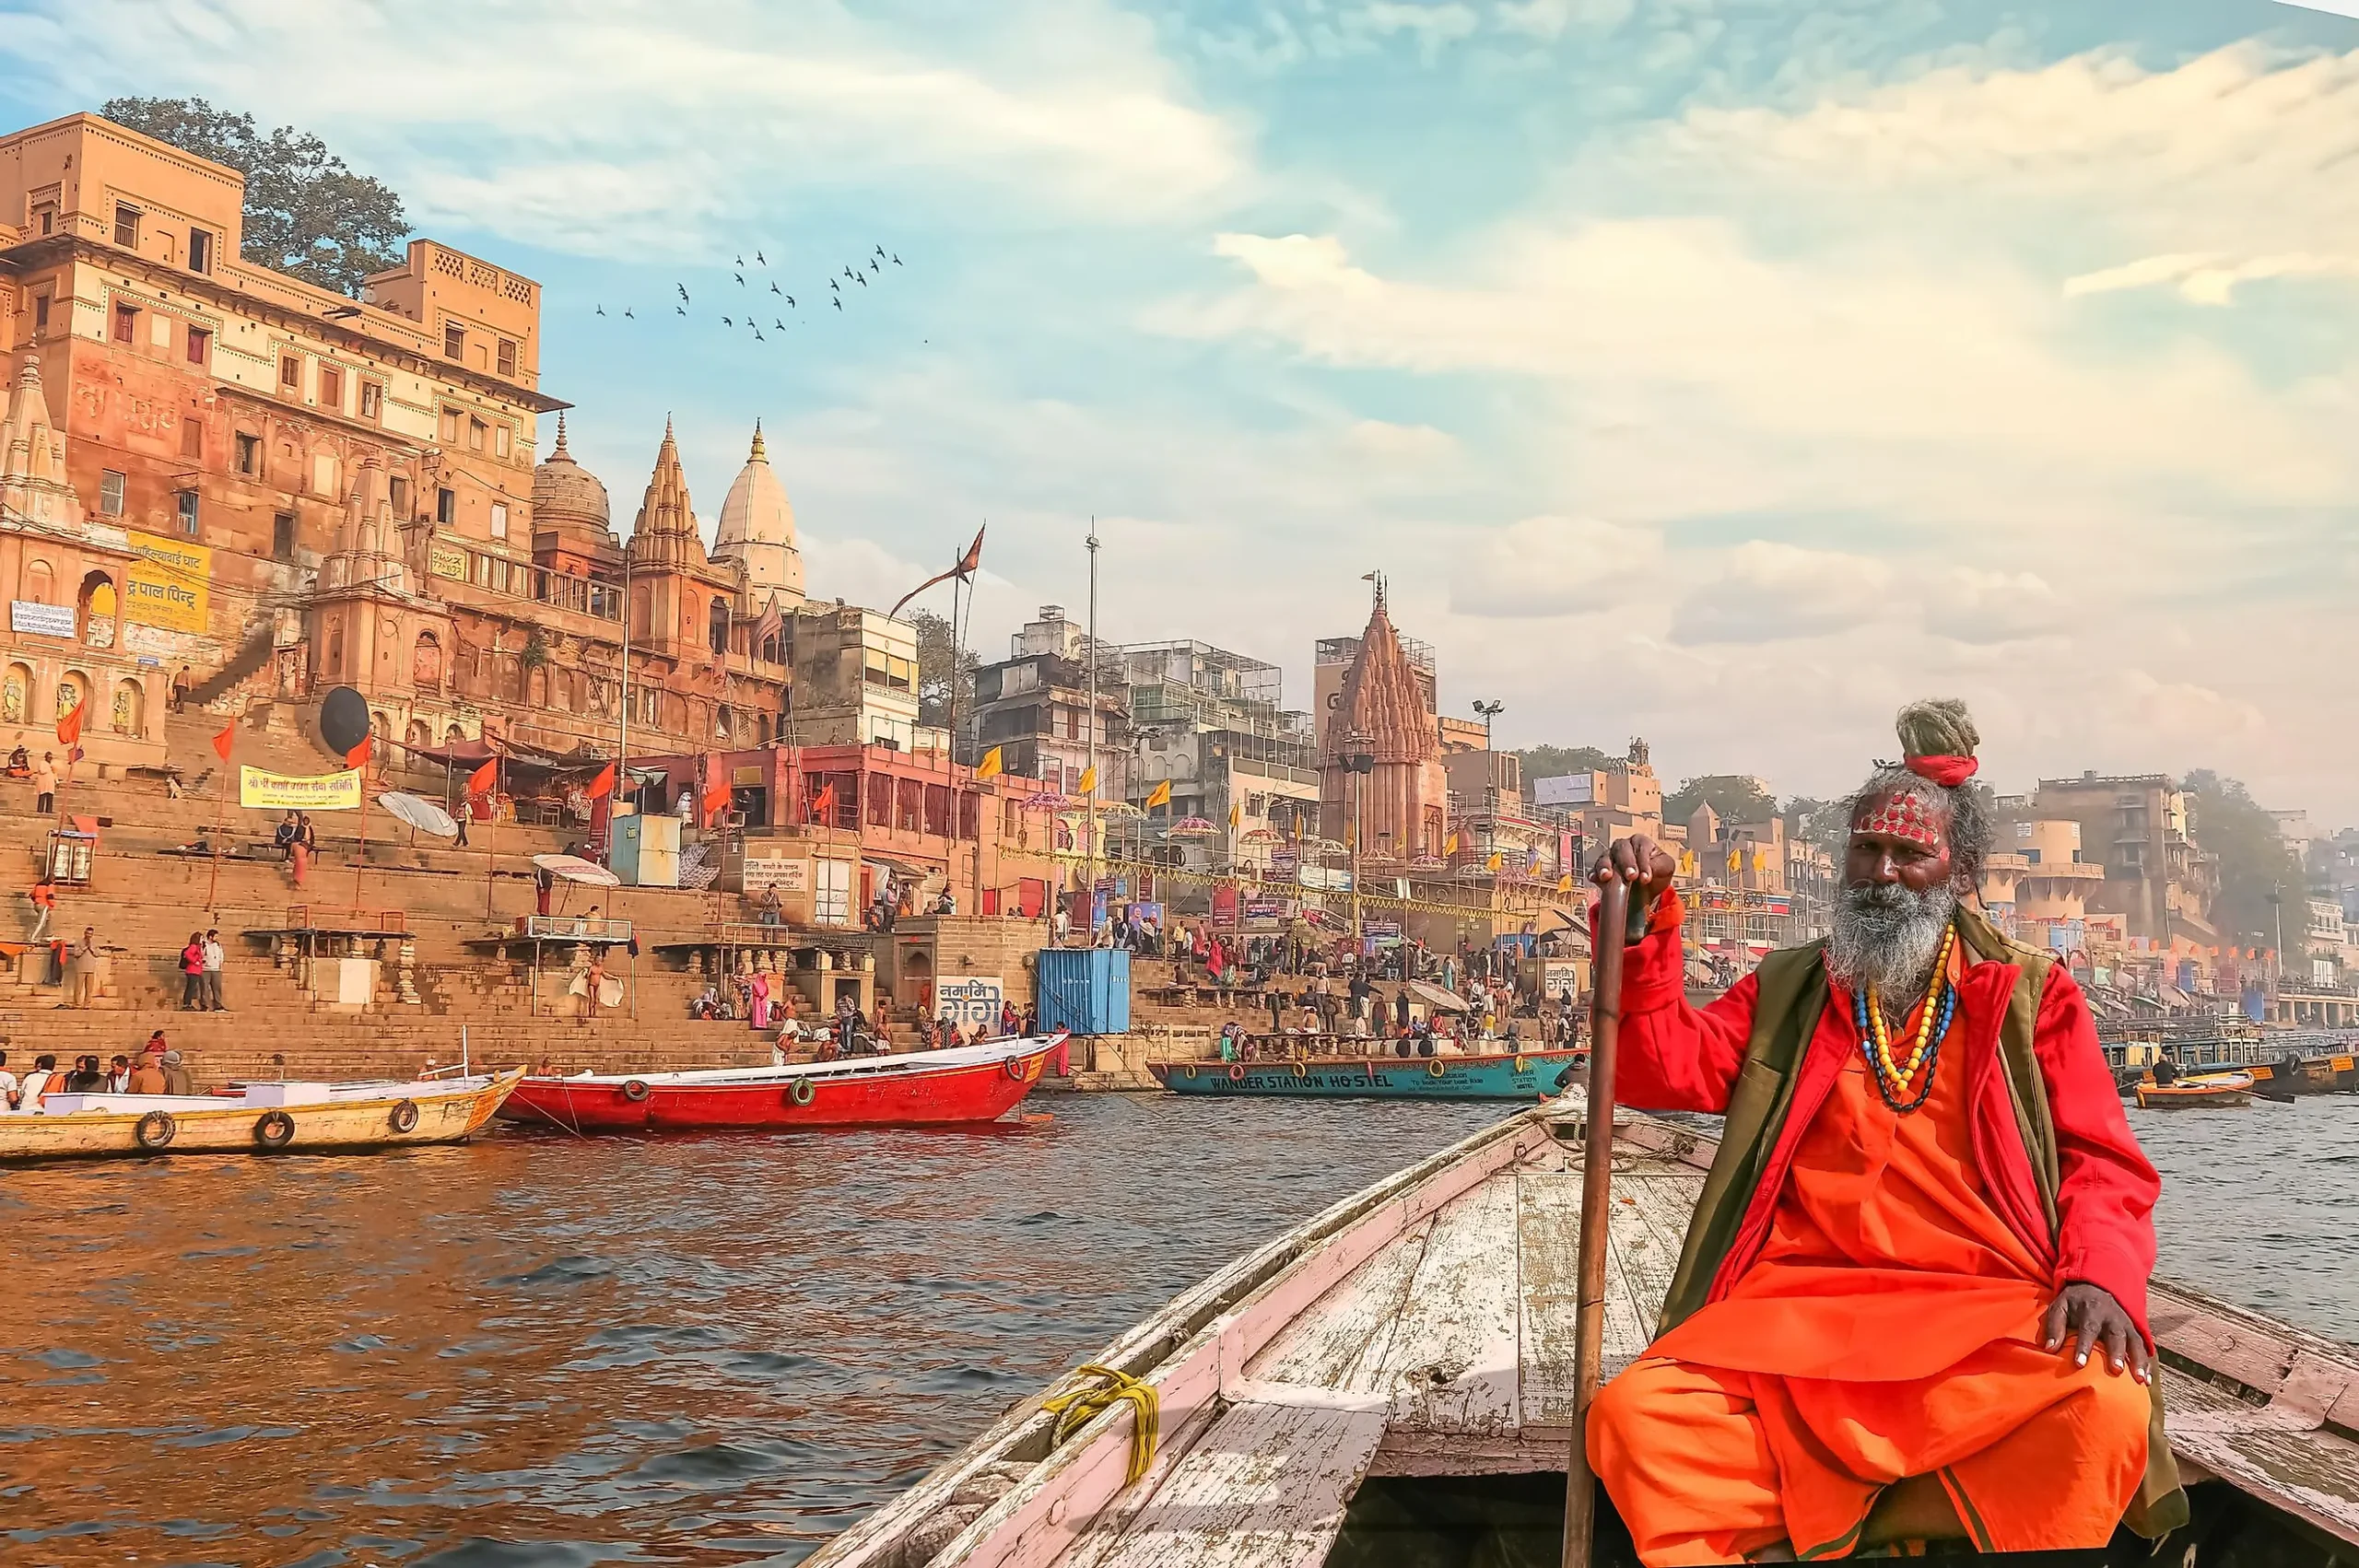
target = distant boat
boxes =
[0,1070,522,1162]
[499,1035,1062,1132]
[2135,1071,2256,1109]
[1150,1045,1582,1100]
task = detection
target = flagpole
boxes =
[1085,521,1099,935]
[353,758,370,907]
[206,744,229,916]
[485,753,499,919]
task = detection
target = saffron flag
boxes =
[1557,872,1576,894]
[55,701,81,748]
[703,770,733,825]
[586,763,616,800]
[346,734,372,770]
[1444,830,1461,856]
[1144,779,1172,811]
[1075,765,1097,796]
[211,722,235,763]
[467,756,498,798]
[1228,803,1240,829]
[1727,848,1742,872]
[1526,848,1543,875]
[1485,850,1504,872]
[975,745,1003,780]
[811,781,838,824]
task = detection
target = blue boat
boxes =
[1149,1047,1584,1101]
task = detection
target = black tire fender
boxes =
[388,1099,420,1134]
[134,1110,176,1151]
[253,1110,296,1149]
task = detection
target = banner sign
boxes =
[125,531,211,634]
[933,975,1005,1026]
[1532,774,1595,806]
[741,854,807,893]
[428,540,469,581]
[240,765,362,811]
[9,601,75,638]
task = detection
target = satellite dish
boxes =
[316,685,370,761]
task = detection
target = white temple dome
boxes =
[713,421,804,601]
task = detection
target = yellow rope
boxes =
[1041,1363,1159,1485]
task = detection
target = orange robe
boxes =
[1589,981,2151,1563]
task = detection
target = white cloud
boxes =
[8,0,1253,254]
[2065,252,2359,305]
[1450,516,1664,618]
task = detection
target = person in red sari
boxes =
[1585,700,2174,1562]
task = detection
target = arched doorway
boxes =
[55,671,89,727]
[414,631,443,690]
[405,719,432,749]
[716,707,734,743]
[445,723,466,744]
[77,571,116,650]
[111,679,145,737]
[527,664,549,708]
[24,558,53,607]
[709,600,730,655]
[2,662,29,724]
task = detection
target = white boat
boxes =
[806,1099,2359,1566]
[0,1070,523,1161]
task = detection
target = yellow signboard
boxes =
[428,540,468,581]
[123,531,211,635]
[240,766,362,811]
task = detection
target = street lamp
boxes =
[1473,699,1504,751]
[1345,731,1375,941]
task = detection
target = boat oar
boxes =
[1561,871,1629,1568]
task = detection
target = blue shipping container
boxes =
[1037,948,1130,1036]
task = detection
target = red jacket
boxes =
[1615,897,2162,1346]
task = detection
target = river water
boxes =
[2,1094,2353,1567]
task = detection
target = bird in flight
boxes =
[675,305,686,315]
[623,308,634,318]
[874,244,886,257]
[734,272,745,286]
[868,258,879,274]
[892,253,902,266]
[831,297,842,311]
[828,278,839,293]
[722,315,734,326]
[843,265,857,281]
[757,249,767,265]
[735,253,744,266]
[854,271,867,287]
[595,304,605,315]
[773,319,786,331]
[676,283,689,302]
[754,328,766,342]
[783,295,795,309]
[769,281,780,294]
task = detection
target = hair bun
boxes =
[1895,698,1978,763]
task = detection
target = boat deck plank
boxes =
[1242,1216,1438,1395]
[1376,1172,1524,1437]
[1059,1398,1388,1568]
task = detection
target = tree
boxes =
[910,609,976,751]
[1664,774,1778,828]
[2185,770,2307,958]
[101,97,410,298]
[1516,743,1618,783]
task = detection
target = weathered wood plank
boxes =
[1379,1172,1523,1436]
[1062,1399,1389,1568]
[1609,1175,1695,1354]
[1516,1166,1585,1432]
[2161,1367,2359,1544]
[1243,1215,1435,1395]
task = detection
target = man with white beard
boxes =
[1581,700,2180,1563]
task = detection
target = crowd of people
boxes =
[0,1033,195,1109]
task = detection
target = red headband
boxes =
[1906,755,1978,789]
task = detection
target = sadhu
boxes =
[1585,699,2181,1563]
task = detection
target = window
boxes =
[497,338,517,377]
[495,424,511,458]
[439,405,461,444]
[32,204,54,235]
[175,490,199,537]
[318,365,342,409]
[1066,706,1079,741]
[272,513,297,562]
[187,227,214,274]
[467,417,486,452]
[113,204,140,247]
[443,323,465,359]
[99,470,125,516]
[489,501,509,540]
[436,487,455,525]
[179,415,202,460]
[388,475,409,516]
[234,432,261,475]
[280,354,301,389]
[186,325,210,365]
[112,304,137,344]
[359,380,381,420]
[473,553,494,589]
[31,294,50,334]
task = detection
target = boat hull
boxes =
[0,1070,523,1162]
[1151,1047,1581,1100]
[2135,1072,2256,1109]
[499,1037,1059,1132]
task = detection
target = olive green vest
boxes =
[1651,907,2187,1537]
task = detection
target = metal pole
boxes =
[1351,767,1364,942]
[616,552,632,849]
[1086,522,1100,935]
[1561,872,1629,1568]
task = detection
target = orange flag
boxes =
[586,763,616,800]
[55,702,81,748]
[810,781,837,824]
[702,768,734,824]
[467,756,498,798]
[212,723,235,763]
[345,734,372,769]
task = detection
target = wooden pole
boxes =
[1561,872,1629,1568]
[205,758,230,915]
[352,767,370,909]
[484,755,499,919]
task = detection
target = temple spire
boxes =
[749,418,767,463]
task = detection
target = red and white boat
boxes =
[497,1034,1065,1133]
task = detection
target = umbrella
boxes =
[1017,790,1073,813]
[1167,815,1220,837]
[1304,837,1348,856]
[533,853,620,887]
[1097,802,1145,819]
[1239,826,1278,845]
[376,791,459,839]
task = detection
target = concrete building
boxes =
[2022,773,2217,948]
[1979,818,2109,953]
[968,604,1130,801]
[783,601,932,754]
[1123,637,1319,854]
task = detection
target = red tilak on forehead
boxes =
[1853,789,1945,850]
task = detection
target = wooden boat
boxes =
[498,1034,1063,1132]
[806,1099,2359,1567]
[1150,1046,1582,1101]
[0,1069,522,1162]
[2136,1071,2256,1109]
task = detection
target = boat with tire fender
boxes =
[498,1033,1064,1132]
[1151,1045,1583,1100]
[0,1069,522,1162]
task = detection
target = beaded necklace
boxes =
[1850,922,1959,1113]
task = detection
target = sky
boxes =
[5,0,2357,822]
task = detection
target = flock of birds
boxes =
[595,245,908,342]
